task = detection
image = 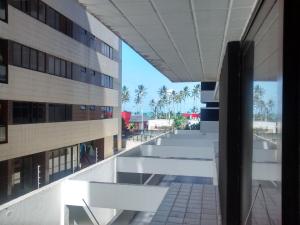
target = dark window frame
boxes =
[0,0,8,22]
[8,41,114,89]
[8,0,119,61]
[0,39,8,84]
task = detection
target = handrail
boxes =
[82,198,100,225]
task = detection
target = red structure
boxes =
[182,113,200,119]
[121,111,131,126]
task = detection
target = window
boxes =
[60,149,66,172]
[30,0,38,18]
[60,60,66,77]
[38,1,46,23]
[66,61,72,79]
[0,39,7,83]
[13,102,31,124]
[54,57,60,76]
[101,74,105,87]
[30,48,37,70]
[54,12,60,30]
[10,0,21,10]
[12,102,46,124]
[21,46,30,69]
[80,105,87,111]
[48,104,71,122]
[46,55,54,74]
[90,105,96,111]
[20,0,30,14]
[59,15,67,34]
[31,103,46,123]
[66,147,72,170]
[0,0,7,21]
[46,6,55,28]
[12,42,22,67]
[38,51,45,72]
[0,101,8,143]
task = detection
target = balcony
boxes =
[0,130,222,225]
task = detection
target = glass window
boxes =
[30,0,38,18]
[60,149,66,172]
[66,61,72,79]
[60,60,66,77]
[72,146,78,171]
[48,152,53,176]
[30,48,37,70]
[46,6,55,28]
[0,0,7,21]
[12,42,22,67]
[66,147,72,170]
[38,1,46,23]
[31,103,46,123]
[48,104,55,122]
[54,12,60,30]
[53,150,59,173]
[10,0,21,10]
[38,51,45,72]
[54,57,60,76]
[13,102,31,124]
[46,55,54,74]
[21,0,30,14]
[54,104,66,122]
[66,105,72,121]
[59,15,67,34]
[101,74,105,87]
[0,39,7,83]
[21,46,30,69]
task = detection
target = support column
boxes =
[219,41,254,225]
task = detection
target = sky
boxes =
[121,42,279,114]
[121,42,203,113]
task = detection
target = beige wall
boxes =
[0,6,119,79]
[0,118,118,161]
[104,136,114,159]
[0,66,119,107]
[0,0,122,161]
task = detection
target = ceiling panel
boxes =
[78,0,257,82]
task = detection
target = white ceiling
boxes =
[78,0,257,82]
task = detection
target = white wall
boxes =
[139,145,214,159]
[63,180,168,212]
[201,90,218,103]
[200,121,219,133]
[117,157,214,177]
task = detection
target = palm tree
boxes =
[171,90,177,117]
[191,84,201,110]
[178,90,184,114]
[157,99,164,118]
[134,85,147,131]
[191,106,198,113]
[158,86,168,118]
[182,86,190,110]
[121,86,130,111]
[266,99,275,121]
[149,99,157,119]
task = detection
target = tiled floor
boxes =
[151,183,220,225]
[130,176,221,225]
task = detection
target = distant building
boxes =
[130,114,150,131]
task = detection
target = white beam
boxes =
[62,180,168,212]
[139,145,214,159]
[117,157,214,177]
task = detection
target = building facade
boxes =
[0,0,122,203]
